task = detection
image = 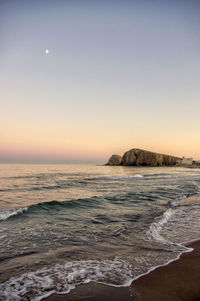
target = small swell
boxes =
[0,174,144,193]
[0,183,71,192]
[144,173,172,177]
[86,175,144,181]
[0,196,102,221]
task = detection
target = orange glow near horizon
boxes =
[1,123,200,162]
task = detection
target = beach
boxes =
[45,240,200,301]
[134,240,200,301]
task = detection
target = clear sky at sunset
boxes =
[1,0,200,163]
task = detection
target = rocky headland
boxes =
[106,148,181,166]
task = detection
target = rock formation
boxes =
[106,154,122,166]
[106,148,181,166]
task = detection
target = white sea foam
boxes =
[133,174,144,178]
[0,258,132,301]
[147,208,174,243]
[0,207,28,221]
[147,194,191,244]
[0,247,194,301]
[171,195,186,207]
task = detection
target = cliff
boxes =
[106,148,181,166]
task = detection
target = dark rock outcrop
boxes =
[106,148,181,166]
[106,154,122,166]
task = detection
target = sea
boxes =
[0,164,200,300]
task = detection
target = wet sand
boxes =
[44,240,200,301]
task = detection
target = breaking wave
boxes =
[0,207,28,221]
[0,259,132,301]
[147,208,174,244]
[0,196,104,221]
[146,194,200,250]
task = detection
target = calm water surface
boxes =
[0,164,200,300]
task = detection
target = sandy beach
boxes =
[44,240,200,301]
[133,240,200,301]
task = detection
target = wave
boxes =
[2,172,84,180]
[0,258,132,301]
[0,196,103,221]
[0,190,150,222]
[2,189,198,222]
[0,207,28,221]
[146,194,188,245]
[146,193,200,247]
[0,183,73,192]
[147,208,174,244]
[86,175,144,181]
[0,175,144,192]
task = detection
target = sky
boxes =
[1,0,200,163]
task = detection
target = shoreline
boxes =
[44,240,200,301]
[133,239,200,301]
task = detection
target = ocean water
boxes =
[0,164,200,300]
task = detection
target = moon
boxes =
[45,49,49,54]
